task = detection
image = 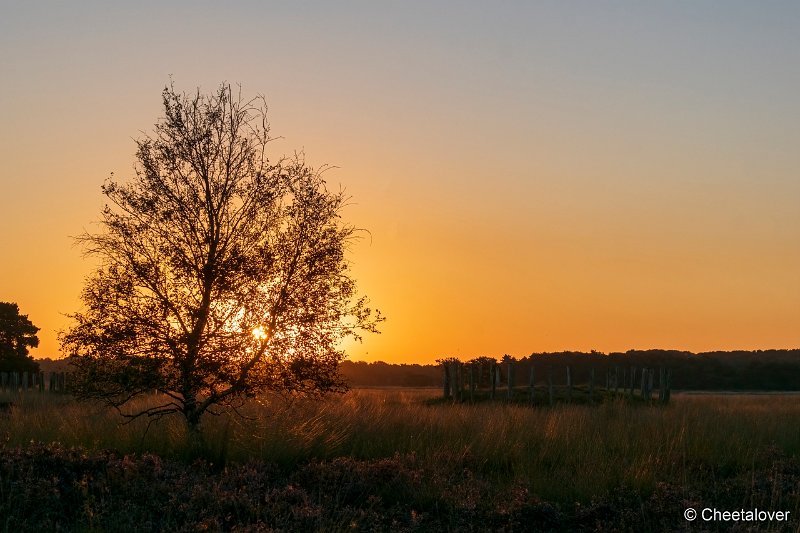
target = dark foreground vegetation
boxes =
[3,442,799,532]
[3,390,800,531]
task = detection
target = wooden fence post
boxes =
[460,362,465,402]
[589,367,595,404]
[490,361,496,400]
[640,368,646,398]
[642,368,648,399]
[469,363,475,402]
[529,366,535,405]
[507,361,514,400]
[566,365,572,403]
[443,363,451,400]
[450,361,459,402]
[455,362,462,402]
[629,367,636,399]
[530,364,536,405]
[548,366,554,406]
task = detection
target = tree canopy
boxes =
[61,82,381,430]
[0,302,40,373]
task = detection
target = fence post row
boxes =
[438,361,671,405]
[0,371,69,394]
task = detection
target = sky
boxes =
[1,2,799,364]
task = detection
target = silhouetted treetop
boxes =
[0,302,40,373]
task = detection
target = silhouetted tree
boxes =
[0,302,40,373]
[61,82,382,432]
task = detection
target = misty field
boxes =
[2,389,800,531]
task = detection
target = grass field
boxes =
[2,389,800,531]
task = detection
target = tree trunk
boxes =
[184,402,206,458]
[186,410,202,433]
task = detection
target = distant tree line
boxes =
[340,350,800,391]
[339,361,439,387]
[37,349,800,392]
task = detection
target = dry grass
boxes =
[3,388,800,505]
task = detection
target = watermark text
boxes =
[684,507,790,523]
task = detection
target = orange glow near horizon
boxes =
[2,3,800,365]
